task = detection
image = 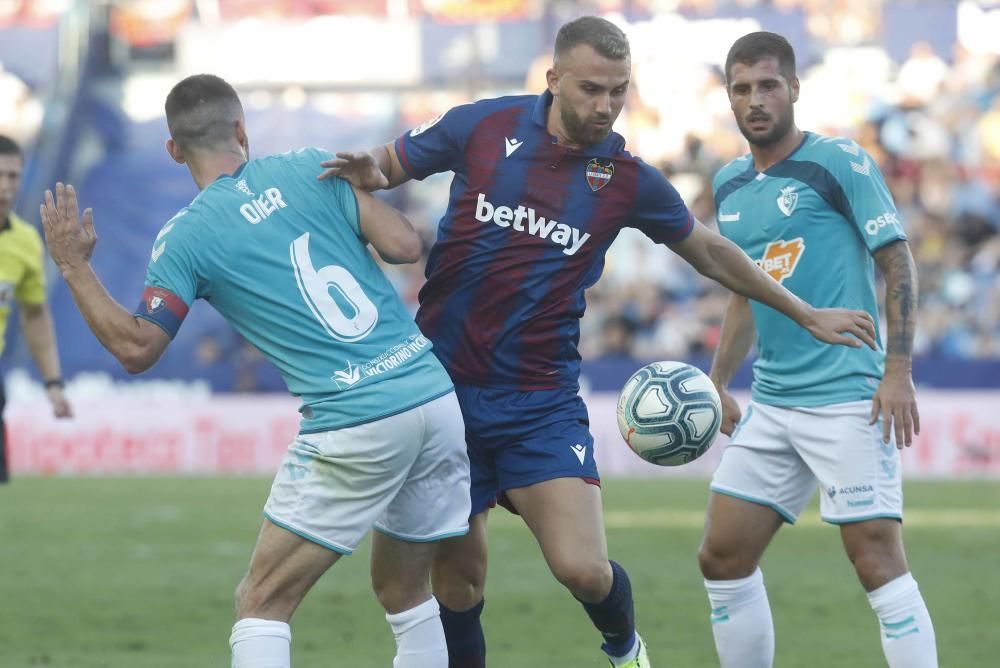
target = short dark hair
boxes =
[0,134,22,160]
[555,16,629,62]
[725,31,796,84]
[165,74,244,152]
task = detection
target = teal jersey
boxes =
[713,132,906,407]
[135,147,453,432]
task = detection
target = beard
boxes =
[561,104,612,147]
[737,109,794,149]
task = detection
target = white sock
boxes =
[705,568,774,668]
[229,619,292,668]
[867,572,938,668]
[385,597,448,668]
[230,618,291,668]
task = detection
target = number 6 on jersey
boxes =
[290,232,379,342]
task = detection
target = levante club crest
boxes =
[586,158,614,191]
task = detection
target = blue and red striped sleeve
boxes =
[394,102,481,180]
[629,161,695,245]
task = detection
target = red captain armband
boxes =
[135,287,189,339]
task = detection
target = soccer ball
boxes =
[616,361,723,466]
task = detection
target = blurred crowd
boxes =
[0,24,46,146]
[0,65,41,146]
[0,0,63,145]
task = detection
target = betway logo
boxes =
[475,193,591,256]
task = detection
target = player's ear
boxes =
[165,138,185,164]
[790,76,800,103]
[235,118,249,159]
[546,67,560,96]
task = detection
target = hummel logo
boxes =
[718,212,740,223]
[155,221,175,242]
[849,155,871,177]
[151,242,166,263]
[571,444,587,465]
[235,179,254,197]
[504,137,523,157]
[837,141,872,176]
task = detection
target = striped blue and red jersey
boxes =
[395,91,694,390]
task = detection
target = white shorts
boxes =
[710,400,902,525]
[263,392,471,554]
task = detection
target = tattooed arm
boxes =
[871,239,920,447]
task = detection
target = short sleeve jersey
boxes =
[136,148,453,432]
[396,91,694,390]
[713,132,906,407]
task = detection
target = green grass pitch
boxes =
[1,478,997,667]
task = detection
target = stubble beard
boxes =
[739,110,794,149]
[561,105,611,147]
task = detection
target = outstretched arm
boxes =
[670,222,877,349]
[353,184,423,264]
[708,294,756,435]
[318,142,411,191]
[871,239,920,447]
[40,183,169,374]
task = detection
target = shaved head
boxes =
[165,74,245,153]
[554,16,629,68]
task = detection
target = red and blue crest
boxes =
[585,158,614,192]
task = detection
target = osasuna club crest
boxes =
[585,158,614,192]
[777,186,798,216]
[146,295,165,314]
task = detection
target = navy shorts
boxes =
[454,384,600,516]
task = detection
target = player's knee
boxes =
[551,557,612,600]
[698,541,756,580]
[431,564,485,610]
[434,551,486,585]
[843,521,906,588]
[373,576,431,615]
[431,543,487,609]
[850,554,903,591]
[848,544,906,589]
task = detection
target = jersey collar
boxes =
[213,160,249,183]
[757,131,812,175]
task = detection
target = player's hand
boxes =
[40,183,96,274]
[717,387,742,436]
[317,151,389,190]
[46,385,73,419]
[803,307,877,350]
[870,360,919,448]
